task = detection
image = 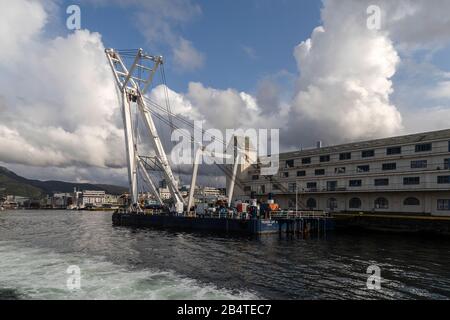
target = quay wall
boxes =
[333,213,450,236]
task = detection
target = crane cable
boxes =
[141,97,252,188]
[159,63,183,183]
[115,49,277,194]
[142,96,290,193]
[142,104,248,189]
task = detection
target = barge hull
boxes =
[113,213,283,235]
[112,213,335,235]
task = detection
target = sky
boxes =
[1,0,450,187]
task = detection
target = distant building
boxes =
[2,195,18,209]
[230,129,450,217]
[51,193,73,209]
[159,187,171,200]
[105,194,119,206]
[118,193,129,206]
[194,186,224,198]
[179,185,189,198]
[77,190,106,208]
[13,196,30,207]
[159,179,167,189]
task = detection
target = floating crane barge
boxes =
[105,47,334,235]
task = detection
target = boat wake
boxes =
[0,241,259,300]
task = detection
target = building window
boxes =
[327,181,337,191]
[252,175,259,181]
[374,178,389,186]
[349,180,362,187]
[244,186,251,192]
[297,170,306,177]
[339,152,351,160]
[349,198,362,209]
[306,198,317,209]
[320,155,330,162]
[386,146,401,155]
[273,183,281,190]
[382,163,397,171]
[437,176,450,184]
[448,141,450,152]
[357,165,370,173]
[361,150,375,158]
[285,160,294,168]
[288,183,297,193]
[404,177,420,185]
[282,172,289,178]
[306,182,317,189]
[415,143,432,152]
[437,199,450,211]
[315,169,325,176]
[411,160,427,169]
[327,198,338,211]
[375,197,389,209]
[258,185,266,194]
[335,167,346,174]
[302,157,311,164]
[444,159,450,170]
[404,197,420,206]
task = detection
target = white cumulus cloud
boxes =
[287,1,403,146]
[0,0,123,171]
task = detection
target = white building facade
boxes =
[78,190,106,208]
[158,187,172,200]
[232,129,450,217]
[194,186,224,198]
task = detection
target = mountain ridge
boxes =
[0,166,128,198]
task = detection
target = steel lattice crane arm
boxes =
[105,48,185,213]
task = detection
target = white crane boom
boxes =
[105,48,185,213]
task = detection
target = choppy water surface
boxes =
[0,210,449,300]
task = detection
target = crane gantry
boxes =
[105,48,185,213]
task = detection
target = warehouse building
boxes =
[232,129,450,216]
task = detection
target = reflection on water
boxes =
[0,210,449,300]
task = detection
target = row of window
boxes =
[280,159,450,178]
[279,175,450,191]
[284,141,450,168]
[305,197,393,210]
[305,197,450,211]
[248,175,450,193]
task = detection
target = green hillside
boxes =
[0,166,128,198]
[0,172,44,198]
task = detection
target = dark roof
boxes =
[279,128,450,160]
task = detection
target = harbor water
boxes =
[0,210,449,300]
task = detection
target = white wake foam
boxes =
[0,241,259,300]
